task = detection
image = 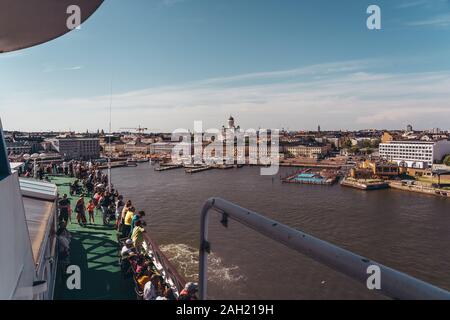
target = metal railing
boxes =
[199,197,450,300]
[143,233,187,294]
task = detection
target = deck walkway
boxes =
[49,176,135,300]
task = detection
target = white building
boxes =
[379,140,450,169]
[149,142,178,155]
[219,115,241,141]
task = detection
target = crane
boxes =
[119,125,148,135]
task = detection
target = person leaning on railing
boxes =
[122,206,136,238]
[131,219,146,253]
[130,210,146,235]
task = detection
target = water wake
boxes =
[160,243,247,286]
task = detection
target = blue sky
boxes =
[1,0,450,132]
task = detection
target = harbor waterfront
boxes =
[111,163,450,300]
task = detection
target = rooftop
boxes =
[381,140,445,145]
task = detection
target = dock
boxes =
[389,181,450,198]
[154,164,183,171]
[97,161,128,169]
[213,164,234,170]
[340,177,389,190]
[185,166,213,174]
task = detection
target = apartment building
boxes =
[51,138,100,160]
[283,143,331,159]
[379,140,450,169]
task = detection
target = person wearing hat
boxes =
[178,282,198,300]
[121,239,135,257]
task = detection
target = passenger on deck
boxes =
[100,191,112,225]
[118,200,132,232]
[157,287,176,300]
[122,207,135,237]
[178,282,198,300]
[58,194,71,224]
[57,221,71,260]
[85,179,94,195]
[86,199,96,224]
[131,220,146,252]
[143,274,162,300]
[121,239,135,257]
[115,195,125,228]
[130,210,146,235]
[93,191,102,215]
[75,196,87,227]
[136,265,153,291]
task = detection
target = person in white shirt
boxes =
[155,287,175,300]
[115,195,125,228]
[143,275,161,300]
[121,239,134,257]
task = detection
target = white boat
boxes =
[126,158,138,166]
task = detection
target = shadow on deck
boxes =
[50,176,135,300]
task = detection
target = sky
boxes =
[1,0,450,132]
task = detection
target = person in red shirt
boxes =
[86,199,96,224]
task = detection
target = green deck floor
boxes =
[49,176,135,300]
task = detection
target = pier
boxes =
[185,166,213,174]
[389,181,450,198]
[154,164,183,172]
[341,177,389,190]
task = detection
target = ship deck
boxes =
[49,176,135,300]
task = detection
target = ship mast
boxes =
[108,80,112,193]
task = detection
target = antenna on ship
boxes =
[108,80,113,193]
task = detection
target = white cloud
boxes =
[2,60,450,132]
[397,0,449,9]
[65,66,84,71]
[0,51,27,59]
[405,13,450,27]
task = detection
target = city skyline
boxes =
[1,0,450,132]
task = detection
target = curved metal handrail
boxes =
[199,197,450,300]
